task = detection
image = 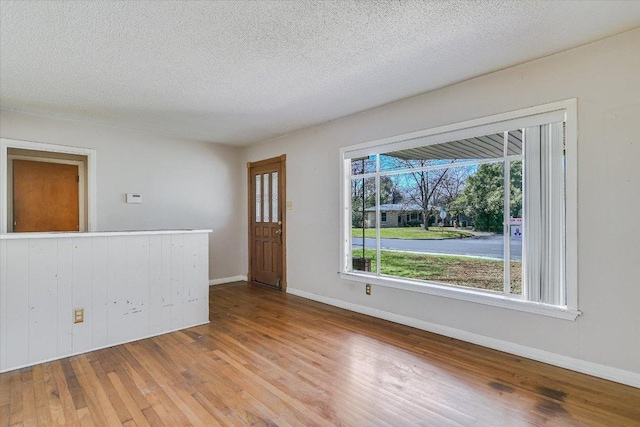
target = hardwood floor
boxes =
[1,282,639,426]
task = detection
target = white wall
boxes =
[0,231,209,372]
[0,110,245,281]
[243,29,640,384]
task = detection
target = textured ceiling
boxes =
[1,1,639,146]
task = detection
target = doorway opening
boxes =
[1,138,97,233]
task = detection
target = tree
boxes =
[453,161,522,232]
[350,174,402,227]
[434,166,471,224]
[391,159,453,230]
[350,178,372,228]
[381,175,404,205]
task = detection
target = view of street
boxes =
[352,234,522,261]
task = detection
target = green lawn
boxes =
[351,227,472,240]
[353,249,521,294]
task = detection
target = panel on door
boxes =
[249,156,285,289]
[13,160,80,232]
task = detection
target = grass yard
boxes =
[354,249,522,294]
[351,227,472,240]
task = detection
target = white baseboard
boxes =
[287,287,640,389]
[209,275,248,286]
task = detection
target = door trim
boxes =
[1,138,97,233]
[247,154,286,291]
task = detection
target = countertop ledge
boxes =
[0,229,212,239]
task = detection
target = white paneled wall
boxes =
[0,231,210,372]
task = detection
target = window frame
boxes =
[339,100,579,320]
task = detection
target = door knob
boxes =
[275,229,282,235]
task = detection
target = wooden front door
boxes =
[13,159,80,232]
[248,155,286,290]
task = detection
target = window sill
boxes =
[340,272,581,321]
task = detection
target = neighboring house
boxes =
[363,204,474,228]
[445,212,474,227]
[364,203,423,228]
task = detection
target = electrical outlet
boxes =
[74,308,84,324]
[365,284,371,295]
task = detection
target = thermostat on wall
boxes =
[126,193,142,204]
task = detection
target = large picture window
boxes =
[340,100,578,319]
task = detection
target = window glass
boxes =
[351,156,377,175]
[507,129,523,156]
[509,159,523,294]
[351,177,377,274]
[272,172,278,222]
[263,173,270,223]
[255,175,261,222]
[378,163,504,292]
[380,132,505,173]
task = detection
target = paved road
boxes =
[352,234,522,260]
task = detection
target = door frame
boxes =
[1,138,97,233]
[247,154,287,291]
[8,155,86,232]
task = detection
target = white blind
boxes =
[523,122,566,305]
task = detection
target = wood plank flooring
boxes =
[1,281,639,426]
